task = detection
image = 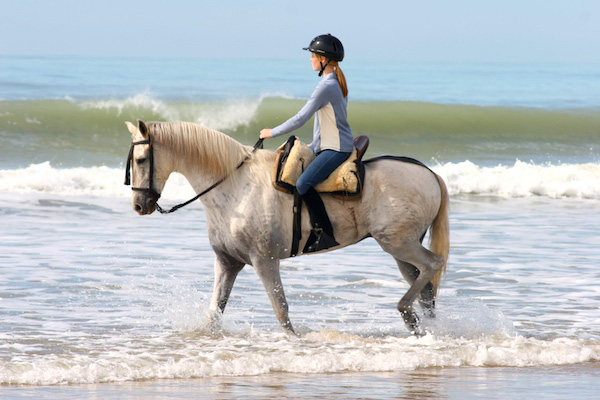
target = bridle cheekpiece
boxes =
[124,136,161,204]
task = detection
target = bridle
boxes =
[124,135,264,214]
[124,137,161,204]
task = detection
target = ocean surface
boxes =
[1,56,599,399]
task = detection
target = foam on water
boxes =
[1,188,598,386]
[2,94,598,143]
[2,56,599,396]
[435,160,600,199]
[1,328,598,385]
[0,162,195,200]
[2,94,598,169]
[79,91,262,132]
[2,160,599,200]
[0,254,597,383]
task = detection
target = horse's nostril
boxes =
[134,204,143,213]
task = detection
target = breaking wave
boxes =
[1,94,598,139]
[1,330,598,385]
[1,160,599,201]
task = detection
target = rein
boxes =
[125,136,264,214]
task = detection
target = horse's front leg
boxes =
[208,251,245,324]
[252,256,295,334]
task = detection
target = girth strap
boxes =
[290,189,303,257]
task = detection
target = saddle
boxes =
[272,135,369,196]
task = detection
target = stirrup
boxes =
[303,227,339,253]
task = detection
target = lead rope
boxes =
[155,138,264,214]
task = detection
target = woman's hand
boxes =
[259,128,272,139]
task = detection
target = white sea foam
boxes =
[79,91,262,131]
[434,160,600,199]
[1,331,597,385]
[0,162,194,200]
[2,161,599,200]
[80,91,172,117]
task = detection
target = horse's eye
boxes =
[136,158,146,165]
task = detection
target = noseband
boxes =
[124,136,264,214]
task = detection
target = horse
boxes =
[124,120,449,335]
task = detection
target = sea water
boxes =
[0,56,599,399]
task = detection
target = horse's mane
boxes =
[147,121,253,178]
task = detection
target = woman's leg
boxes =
[296,150,351,195]
[296,150,351,253]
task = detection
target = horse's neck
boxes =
[160,128,270,216]
[185,147,275,215]
[164,126,249,184]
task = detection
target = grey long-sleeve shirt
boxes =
[271,73,353,153]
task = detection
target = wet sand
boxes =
[3,364,598,399]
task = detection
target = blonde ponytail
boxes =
[331,61,348,98]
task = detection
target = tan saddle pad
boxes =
[271,136,363,195]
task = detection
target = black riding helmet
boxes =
[303,33,344,62]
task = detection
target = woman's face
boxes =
[310,52,324,71]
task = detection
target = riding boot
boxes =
[301,187,339,253]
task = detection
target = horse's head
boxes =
[124,120,168,215]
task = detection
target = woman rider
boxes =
[260,34,353,253]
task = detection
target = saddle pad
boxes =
[272,136,362,195]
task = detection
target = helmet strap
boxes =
[318,59,330,77]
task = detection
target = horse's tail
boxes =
[429,173,450,296]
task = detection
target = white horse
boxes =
[125,120,449,335]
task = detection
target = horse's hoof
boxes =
[422,307,436,319]
[399,307,424,336]
[411,325,427,337]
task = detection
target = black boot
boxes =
[301,187,339,253]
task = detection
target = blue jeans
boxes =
[296,150,352,195]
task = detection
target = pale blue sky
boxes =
[2,0,599,62]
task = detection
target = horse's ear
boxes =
[137,120,148,137]
[125,121,137,138]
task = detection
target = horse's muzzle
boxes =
[133,197,156,215]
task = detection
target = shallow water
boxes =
[1,192,598,397]
[1,56,599,398]
[3,366,600,400]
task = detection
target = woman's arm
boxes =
[264,86,326,139]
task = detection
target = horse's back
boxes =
[364,158,440,196]
[361,159,442,236]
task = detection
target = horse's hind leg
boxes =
[396,245,444,334]
[395,259,436,318]
[376,236,444,334]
